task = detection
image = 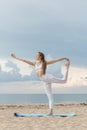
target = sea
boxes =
[0,94,87,104]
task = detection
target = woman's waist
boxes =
[36,71,44,77]
[39,73,54,82]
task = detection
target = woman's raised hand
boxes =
[64,58,70,61]
[11,53,17,59]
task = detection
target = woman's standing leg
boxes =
[44,82,54,115]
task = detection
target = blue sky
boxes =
[0,0,87,93]
[0,0,87,66]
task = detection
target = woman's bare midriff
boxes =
[36,71,44,77]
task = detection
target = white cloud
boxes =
[0,57,87,93]
[68,66,87,87]
[53,66,87,88]
[0,81,45,94]
[0,59,13,72]
[0,80,87,94]
[0,58,34,76]
[12,59,33,76]
[0,57,87,90]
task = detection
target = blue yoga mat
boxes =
[14,113,76,117]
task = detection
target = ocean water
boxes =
[0,94,87,104]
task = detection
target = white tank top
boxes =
[35,61,43,72]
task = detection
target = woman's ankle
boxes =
[50,109,53,115]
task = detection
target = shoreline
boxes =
[0,102,87,106]
[0,102,87,110]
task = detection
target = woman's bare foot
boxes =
[65,59,70,70]
[48,109,53,116]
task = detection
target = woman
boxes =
[11,52,70,115]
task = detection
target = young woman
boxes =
[11,52,70,115]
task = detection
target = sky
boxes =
[0,0,87,93]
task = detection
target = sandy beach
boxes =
[0,103,87,130]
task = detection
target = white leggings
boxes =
[40,70,68,110]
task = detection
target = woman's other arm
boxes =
[47,57,70,65]
[11,54,35,66]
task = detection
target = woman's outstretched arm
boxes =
[11,54,35,66]
[47,57,70,65]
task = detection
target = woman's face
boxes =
[36,53,41,60]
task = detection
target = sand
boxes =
[0,103,87,130]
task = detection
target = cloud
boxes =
[0,0,87,93]
[0,81,45,94]
[0,57,87,89]
[0,61,21,82]
[0,80,87,94]
[53,66,87,88]
[12,59,33,76]
[0,59,38,82]
[0,59,13,72]
[0,57,87,93]
[0,56,63,82]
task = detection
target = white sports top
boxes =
[35,61,43,72]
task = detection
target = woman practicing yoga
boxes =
[11,52,70,115]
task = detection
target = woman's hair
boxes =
[38,52,47,74]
